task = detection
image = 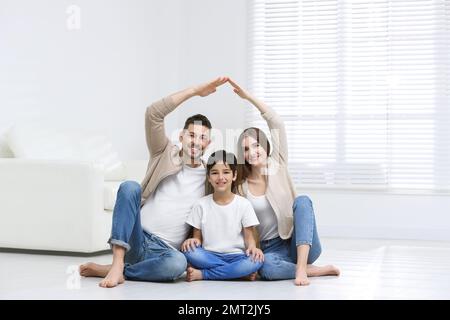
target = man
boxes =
[79,77,228,287]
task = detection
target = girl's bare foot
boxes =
[79,263,111,278]
[294,268,310,286]
[99,262,125,288]
[307,264,340,277]
[186,267,203,282]
[240,272,258,281]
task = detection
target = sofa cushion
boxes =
[5,122,126,181]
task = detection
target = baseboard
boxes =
[319,225,450,242]
[0,247,111,257]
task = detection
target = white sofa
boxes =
[0,158,147,254]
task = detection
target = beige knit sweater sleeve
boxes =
[144,96,178,158]
[260,106,289,165]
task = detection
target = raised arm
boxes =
[145,77,228,157]
[227,78,288,164]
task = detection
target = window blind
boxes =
[247,0,450,192]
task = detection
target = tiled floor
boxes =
[1,238,450,299]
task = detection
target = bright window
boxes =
[247,0,450,192]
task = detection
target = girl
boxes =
[181,150,264,281]
[228,78,340,286]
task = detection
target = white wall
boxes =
[301,189,450,242]
[0,0,247,161]
[176,0,248,139]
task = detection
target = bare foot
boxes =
[79,262,111,278]
[240,272,258,281]
[99,262,125,288]
[307,264,340,277]
[186,267,203,282]
[294,268,310,286]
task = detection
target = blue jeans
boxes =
[184,246,263,280]
[108,181,187,282]
[258,195,322,280]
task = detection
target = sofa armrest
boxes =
[123,160,148,182]
[0,159,110,252]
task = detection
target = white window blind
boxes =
[247,0,450,193]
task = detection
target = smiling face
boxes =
[207,161,237,193]
[241,135,268,167]
[179,123,211,161]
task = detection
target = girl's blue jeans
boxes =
[184,246,263,280]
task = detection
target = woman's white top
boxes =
[246,189,279,241]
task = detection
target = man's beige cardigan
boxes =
[140,96,185,206]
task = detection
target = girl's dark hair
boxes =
[235,127,271,194]
[205,150,238,195]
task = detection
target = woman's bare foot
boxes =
[186,267,203,282]
[79,263,111,278]
[99,262,125,288]
[294,268,310,286]
[307,264,340,277]
[240,272,258,281]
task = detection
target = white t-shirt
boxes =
[247,189,279,241]
[140,164,206,249]
[186,194,260,254]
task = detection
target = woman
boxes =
[228,78,340,286]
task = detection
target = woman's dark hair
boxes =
[205,150,238,195]
[235,127,271,194]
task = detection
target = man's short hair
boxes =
[183,114,212,130]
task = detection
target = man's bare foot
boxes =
[307,264,340,277]
[186,267,203,282]
[240,272,258,281]
[99,262,125,288]
[79,263,111,278]
[294,268,310,286]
